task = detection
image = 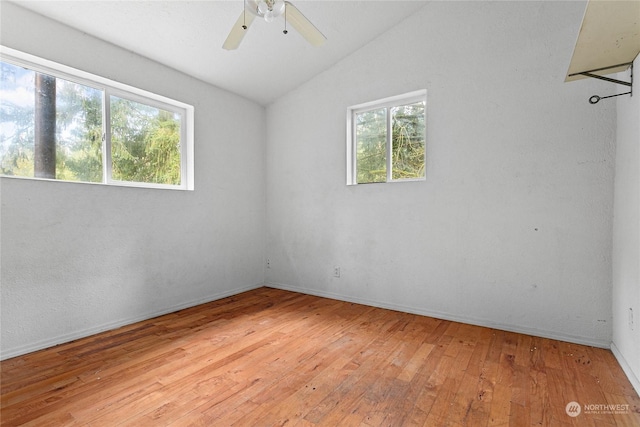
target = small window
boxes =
[347,90,426,185]
[0,47,194,190]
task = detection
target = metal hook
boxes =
[569,62,633,104]
[589,91,633,104]
[569,62,634,105]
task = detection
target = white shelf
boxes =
[566,0,640,82]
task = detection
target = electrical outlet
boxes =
[266,259,271,269]
[630,308,634,330]
[333,266,340,278]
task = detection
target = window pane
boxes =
[110,96,181,185]
[56,78,103,182]
[391,102,425,180]
[0,61,103,182]
[1,62,35,177]
[355,108,386,183]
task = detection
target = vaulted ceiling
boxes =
[10,1,428,105]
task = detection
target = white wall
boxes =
[265,1,617,347]
[0,3,266,359]
[1,1,628,361]
[611,55,640,394]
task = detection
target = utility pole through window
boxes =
[34,73,56,178]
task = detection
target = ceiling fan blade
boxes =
[223,11,256,50]
[285,1,326,46]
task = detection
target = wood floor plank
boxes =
[394,327,454,425]
[1,287,639,426]
[230,309,386,425]
[448,327,492,426]
[302,320,411,425]
[529,364,551,426]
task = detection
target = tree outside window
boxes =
[1,56,189,189]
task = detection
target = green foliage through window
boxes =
[355,108,387,183]
[351,93,426,184]
[1,56,187,188]
[110,96,181,185]
[391,103,425,180]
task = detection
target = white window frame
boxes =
[346,89,426,186]
[0,46,195,191]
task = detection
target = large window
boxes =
[0,47,194,190]
[347,90,426,185]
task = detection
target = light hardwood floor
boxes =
[1,287,639,426]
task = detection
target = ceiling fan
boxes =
[223,0,326,50]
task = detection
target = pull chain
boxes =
[242,2,247,29]
[283,3,288,34]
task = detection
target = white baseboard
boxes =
[611,342,640,396]
[265,282,611,349]
[0,283,263,361]
[3,281,616,363]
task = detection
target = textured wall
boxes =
[0,3,266,359]
[612,55,640,393]
[1,1,624,360]
[265,1,616,346]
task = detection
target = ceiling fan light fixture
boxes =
[225,1,325,50]
[257,1,269,15]
[264,11,276,23]
[246,0,285,22]
[272,1,286,16]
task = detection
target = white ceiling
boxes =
[10,0,428,105]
